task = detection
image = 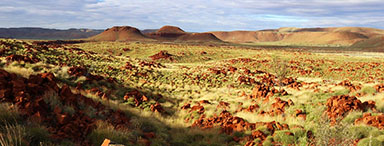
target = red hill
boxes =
[176,33,222,42]
[210,27,383,46]
[156,25,186,34]
[350,35,384,51]
[88,26,152,41]
[210,31,284,43]
[145,25,187,40]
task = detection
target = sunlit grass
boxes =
[2,39,384,145]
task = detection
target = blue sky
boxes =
[0,0,383,32]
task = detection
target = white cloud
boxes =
[0,0,383,31]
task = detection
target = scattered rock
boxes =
[337,80,361,92]
[355,113,384,129]
[5,54,40,63]
[149,50,173,61]
[374,84,384,92]
[326,95,376,123]
[0,69,132,145]
[269,98,293,116]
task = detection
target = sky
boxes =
[0,0,384,32]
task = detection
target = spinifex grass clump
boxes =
[270,56,290,90]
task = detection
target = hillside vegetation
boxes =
[1,39,384,145]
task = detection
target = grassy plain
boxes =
[1,39,384,145]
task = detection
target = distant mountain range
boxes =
[0,27,104,40]
[2,26,384,51]
[0,27,163,40]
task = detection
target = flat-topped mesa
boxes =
[88,26,152,41]
[176,33,222,42]
[210,31,285,43]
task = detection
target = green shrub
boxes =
[313,118,356,146]
[377,135,384,142]
[169,128,234,146]
[59,140,76,146]
[43,91,63,109]
[149,137,169,146]
[185,133,205,143]
[87,122,134,146]
[273,130,296,145]
[233,131,244,138]
[256,126,272,136]
[253,138,261,144]
[62,106,76,116]
[369,129,384,137]
[262,136,274,146]
[305,106,326,127]
[291,128,306,140]
[170,141,187,146]
[308,89,350,104]
[25,125,50,146]
[360,86,376,94]
[296,136,309,146]
[333,89,351,96]
[357,137,384,146]
[270,56,290,90]
[342,111,363,124]
[140,121,157,133]
[0,103,22,126]
[349,125,381,139]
